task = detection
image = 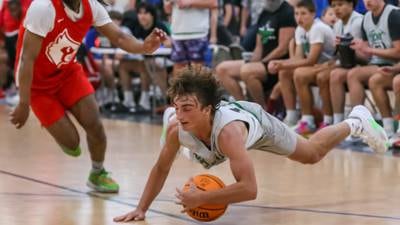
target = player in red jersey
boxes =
[9,0,166,193]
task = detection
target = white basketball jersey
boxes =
[178,102,264,169]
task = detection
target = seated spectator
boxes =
[84,10,124,107]
[216,0,296,108]
[268,0,335,131]
[128,0,165,17]
[321,6,337,27]
[119,2,171,111]
[0,0,31,105]
[347,0,400,134]
[369,64,400,146]
[292,0,363,136]
[329,0,363,125]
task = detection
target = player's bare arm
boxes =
[279,43,323,70]
[96,22,166,55]
[113,119,181,222]
[9,30,43,129]
[362,40,400,61]
[176,121,257,211]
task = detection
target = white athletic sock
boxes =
[139,91,150,110]
[323,115,333,125]
[91,161,104,174]
[123,91,134,106]
[286,110,298,122]
[382,117,394,136]
[104,88,113,104]
[333,113,344,124]
[113,89,120,103]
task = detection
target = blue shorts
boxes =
[171,36,208,64]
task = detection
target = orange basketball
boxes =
[183,174,227,222]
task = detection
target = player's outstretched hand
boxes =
[142,28,167,54]
[9,102,30,129]
[114,208,146,222]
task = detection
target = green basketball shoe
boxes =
[61,146,81,157]
[87,169,119,193]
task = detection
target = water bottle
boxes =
[337,33,355,69]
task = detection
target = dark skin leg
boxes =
[45,94,106,162]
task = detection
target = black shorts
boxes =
[262,74,279,93]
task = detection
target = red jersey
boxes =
[15,0,93,91]
[0,0,31,36]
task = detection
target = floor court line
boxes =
[233,204,400,221]
[3,188,399,222]
[1,169,399,222]
[0,169,200,224]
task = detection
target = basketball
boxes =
[183,174,227,222]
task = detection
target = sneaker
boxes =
[61,146,81,157]
[139,91,151,111]
[87,169,119,193]
[295,121,317,136]
[160,107,176,146]
[139,99,151,111]
[348,105,389,153]
[122,100,136,113]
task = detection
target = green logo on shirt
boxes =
[258,22,276,44]
[368,30,387,49]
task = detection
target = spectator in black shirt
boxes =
[216,0,296,109]
[119,3,171,111]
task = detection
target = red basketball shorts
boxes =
[30,66,94,127]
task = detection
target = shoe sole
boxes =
[63,149,81,157]
[86,181,119,193]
